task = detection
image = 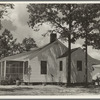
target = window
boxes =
[77,61,82,71]
[41,61,47,74]
[59,61,63,71]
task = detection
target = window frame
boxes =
[41,61,47,74]
[77,60,82,71]
[59,61,63,71]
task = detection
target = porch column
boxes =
[28,59,30,67]
[1,62,2,80]
[4,61,6,79]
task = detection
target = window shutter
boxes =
[24,61,28,74]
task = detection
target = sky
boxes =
[1,3,100,60]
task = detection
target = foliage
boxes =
[22,37,37,51]
[27,4,100,47]
[0,29,17,57]
[27,4,100,85]
[86,21,100,49]
[73,4,100,84]
[0,78,15,85]
[27,65,31,85]
[73,4,100,47]
[27,4,83,85]
[0,79,9,85]
[11,42,24,54]
[27,4,81,41]
[0,29,38,58]
[0,4,14,29]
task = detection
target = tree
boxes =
[73,4,100,85]
[0,4,14,29]
[22,37,37,51]
[86,19,100,50]
[0,29,17,57]
[12,43,24,54]
[27,4,81,86]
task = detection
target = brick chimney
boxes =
[50,33,57,43]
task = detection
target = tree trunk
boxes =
[85,32,88,86]
[67,33,71,86]
[67,4,72,86]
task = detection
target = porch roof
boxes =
[0,48,40,62]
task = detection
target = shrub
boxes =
[0,79,16,85]
[1,80,9,85]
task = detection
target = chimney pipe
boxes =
[50,33,57,43]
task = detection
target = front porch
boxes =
[0,60,28,83]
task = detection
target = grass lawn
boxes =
[0,85,100,95]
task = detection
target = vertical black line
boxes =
[67,4,72,86]
[85,32,88,85]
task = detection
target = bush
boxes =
[0,79,16,85]
[1,80,9,85]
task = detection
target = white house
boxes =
[0,34,100,84]
[57,47,100,84]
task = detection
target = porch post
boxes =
[1,62,2,78]
[0,62,2,81]
[4,60,6,79]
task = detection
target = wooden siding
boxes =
[71,48,86,83]
[0,40,98,83]
[57,58,67,83]
[23,42,67,83]
[57,48,92,83]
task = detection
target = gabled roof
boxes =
[0,39,67,61]
[58,47,100,65]
[25,39,67,60]
[58,47,79,58]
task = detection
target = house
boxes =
[0,34,67,84]
[0,34,100,84]
[57,47,100,84]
